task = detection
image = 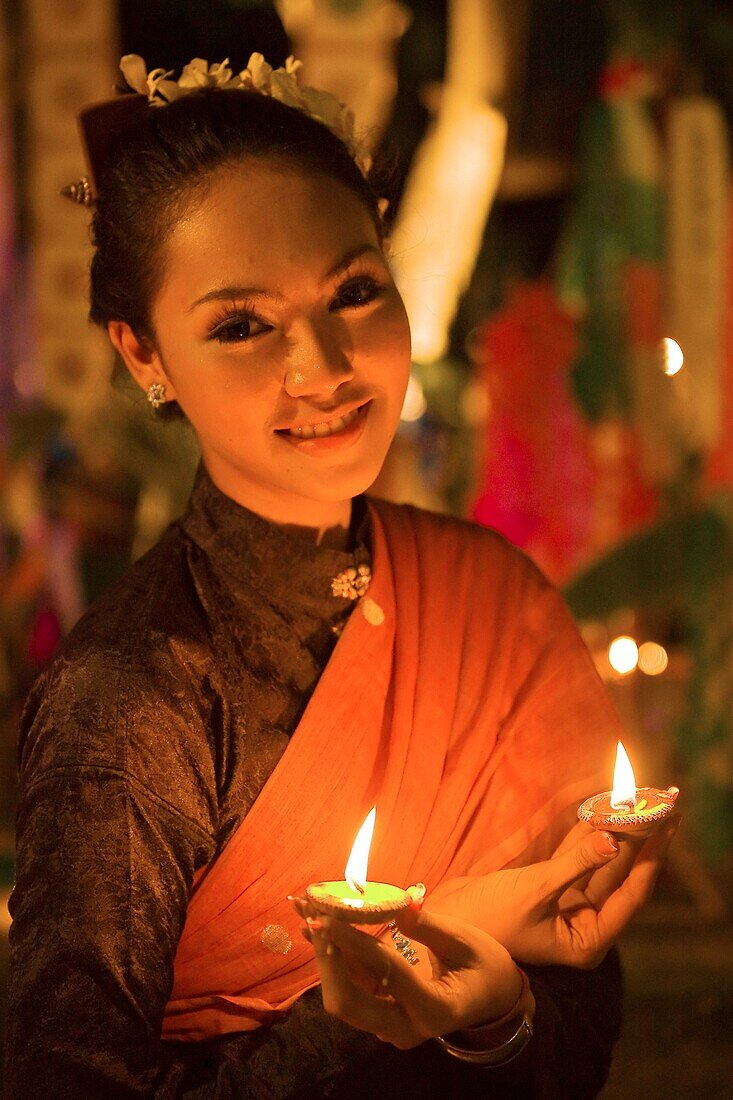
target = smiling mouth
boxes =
[276,402,370,440]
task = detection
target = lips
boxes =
[275,400,372,452]
[275,400,370,440]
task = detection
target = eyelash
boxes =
[208,274,384,345]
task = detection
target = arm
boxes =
[416,822,675,1097]
[5,762,211,1097]
[291,814,680,1100]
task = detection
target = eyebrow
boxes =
[186,244,384,313]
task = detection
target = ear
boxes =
[107,320,179,403]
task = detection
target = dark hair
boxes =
[88,87,394,418]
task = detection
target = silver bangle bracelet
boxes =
[435,1014,533,1067]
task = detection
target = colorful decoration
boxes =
[469,280,586,575]
[468,19,733,870]
[705,183,733,489]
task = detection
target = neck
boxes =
[202,463,352,547]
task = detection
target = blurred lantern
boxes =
[389,0,507,364]
[276,0,411,155]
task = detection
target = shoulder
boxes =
[367,498,580,654]
[19,523,216,787]
[368,497,551,592]
[65,521,203,646]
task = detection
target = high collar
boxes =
[179,464,372,625]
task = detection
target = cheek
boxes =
[177,340,267,394]
[358,300,412,376]
[167,351,277,433]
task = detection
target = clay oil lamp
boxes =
[578,742,679,838]
[306,807,412,924]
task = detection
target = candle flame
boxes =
[345,806,376,894]
[610,742,637,808]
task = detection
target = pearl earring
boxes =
[147,382,167,409]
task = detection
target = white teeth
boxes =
[288,405,362,440]
[314,418,341,438]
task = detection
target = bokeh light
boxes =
[400,373,427,422]
[608,635,639,675]
[638,641,669,676]
[659,337,684,376]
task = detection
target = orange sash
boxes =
[162,500,621,1040]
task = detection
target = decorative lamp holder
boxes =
[578,743,679,838]
[305,807,412,924]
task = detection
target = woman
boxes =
[5,54,677,1099]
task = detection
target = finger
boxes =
[559,867,595,902]
[305,917,332,958]
[552,823,608,899]
[310,924,422,1046]
[303,917,397,994]
[535,831,620,900]
[595,817,680,943]
[552,820,597,858]
[406,883,427,908]
[559,837,642,911]
[582,836,643,909]
[322,916,451,1028]
[394,904,483,970]
[290,896,321,922]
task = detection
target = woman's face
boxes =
[117,162,411,527]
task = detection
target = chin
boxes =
[294,465,384,504]
[283,422,396,502]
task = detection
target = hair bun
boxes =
[73,94,150,202]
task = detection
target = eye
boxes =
[331,275,383,312]
[208,311,271,345]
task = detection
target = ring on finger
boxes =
[388,920,420,966]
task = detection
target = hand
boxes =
[292,899,526,1050]
[426,815,680,969]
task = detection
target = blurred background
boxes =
[1,0,732,1095]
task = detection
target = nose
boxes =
[283,318,354,399]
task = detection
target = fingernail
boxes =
[599,832,619,855]
[408,882,427,909]
[667,786,680,802]
[326,942,335,956]
[306,916,324,933]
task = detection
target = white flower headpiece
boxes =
[119,52,372,177]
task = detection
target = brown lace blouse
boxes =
[5,464,621,1099]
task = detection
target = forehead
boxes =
[159,162,379,303]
